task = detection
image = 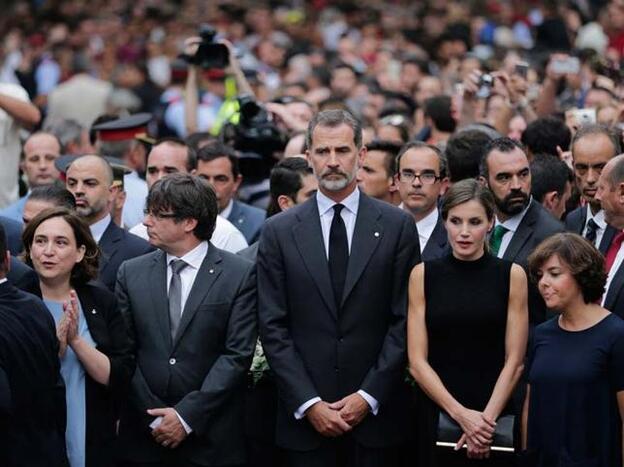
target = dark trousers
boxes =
[118,462,245,467]
[286,435,400,467]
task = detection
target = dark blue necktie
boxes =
[329,204,348,308]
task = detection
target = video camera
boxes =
[180,25,229,69]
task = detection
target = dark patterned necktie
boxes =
[329,204,348,308]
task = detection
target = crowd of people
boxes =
[2,1,624,467]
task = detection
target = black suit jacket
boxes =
[501,200,565,323]
[0,216,22,255]
[7,256,41,297]
[421,212,449,262]
[564,206,617,254]
[98,220,153,291]
[71,282,134,467]
[0,281,67,467]
[115,244,257,465]
[257,193,420,451]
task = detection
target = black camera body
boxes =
[476,74,494,99]
[181,25,229,69]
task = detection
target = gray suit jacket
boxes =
[115,243,257,465]
[228,200,266,244]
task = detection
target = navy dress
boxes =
[417,253,514,466]
[526,313,624,466]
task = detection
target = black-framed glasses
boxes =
[398,170,440,185]
[143,209,178,219]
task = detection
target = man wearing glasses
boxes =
[396,142,450,261]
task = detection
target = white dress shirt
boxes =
[294,188,379,420]
[493,199,532,258]
[130,215,248,253]
[582,208,606,249]
[151,241,209,435]
[416,208,439,253]
[89,214,111,244]
[0,278,7,285]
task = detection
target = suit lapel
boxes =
[292,199,337,318]
[503,201,537,262]
[605,262,624,310]
[149,251,172,348]
[423,214,447,260]
[229,200,245,226]
[98,221,121,274]
[600,224,618,255]
[173,246,223,348]
[341,194,382,307]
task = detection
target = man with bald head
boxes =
[596,154,624,318]
[0,131,62,222]
[66,155,152,290]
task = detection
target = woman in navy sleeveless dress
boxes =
[408,179,529,466]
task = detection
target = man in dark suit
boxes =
[195,143,266,243]
[596,154,624,317]
[7,257,40,296]
[0,225,67,466]
[481,137,564,324]
[116,173,257,467]
[565,124,620,253]
[65,155,152,290]
[0,216,22,255]
[396,142,449,261]
[258,110,420,467]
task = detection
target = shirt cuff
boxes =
[174,410,193,434]
[294,397,321,420]
[358,390,379,415]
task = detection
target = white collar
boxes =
[316,187,360,217]
[220,199,234,219]
[416,207,439,232]
[495,197,532,233]
[90,214,111,243]
[586,208,606,229]
[0,278,7,285]
[165,241,209,270]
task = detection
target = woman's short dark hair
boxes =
[441,178,496,221]
[146,173,217,241]
[22,207,99,286]
[528,233,606,304]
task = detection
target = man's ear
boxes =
[439,177,450,196]
[542,191,559,212]
[618,182,624,204]
[478,175,488,188]
[277,195,295,212]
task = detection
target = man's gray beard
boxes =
[319,167,357,192]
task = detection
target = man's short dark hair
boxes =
[146,173,218,241]
[151,137,198,171]
[306,110,362,150]
[445,129,493,182]
[196,142,240,178]
[396,141,447,178]
[424,95,457,133]
[480,137,526,179]
[267,158,313,217]
[530,154,573,202]
[0,224,6,274]
[365,139,402,178]
[521,116,571,157]
[186,132,218,152]
[28,184,77,210]
[571,123,621,156]
[528,233,606,303]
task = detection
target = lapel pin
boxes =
[374,232,380,237]
[209,269,215,274]
[91,309,97,314]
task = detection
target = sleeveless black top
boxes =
[425,253,512,411]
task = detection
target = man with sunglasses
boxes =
[396,142,450,261]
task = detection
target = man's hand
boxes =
[147,407,188,448]
[328,392,370,427]
[306,401,352,437]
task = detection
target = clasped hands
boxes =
[306,393,370,437]
[57,290,80,357]
[455,409,497,459]
[147,407,188,449]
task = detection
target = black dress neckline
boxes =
[447,252,492,270]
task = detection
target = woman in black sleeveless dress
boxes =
[407,179,529,466]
